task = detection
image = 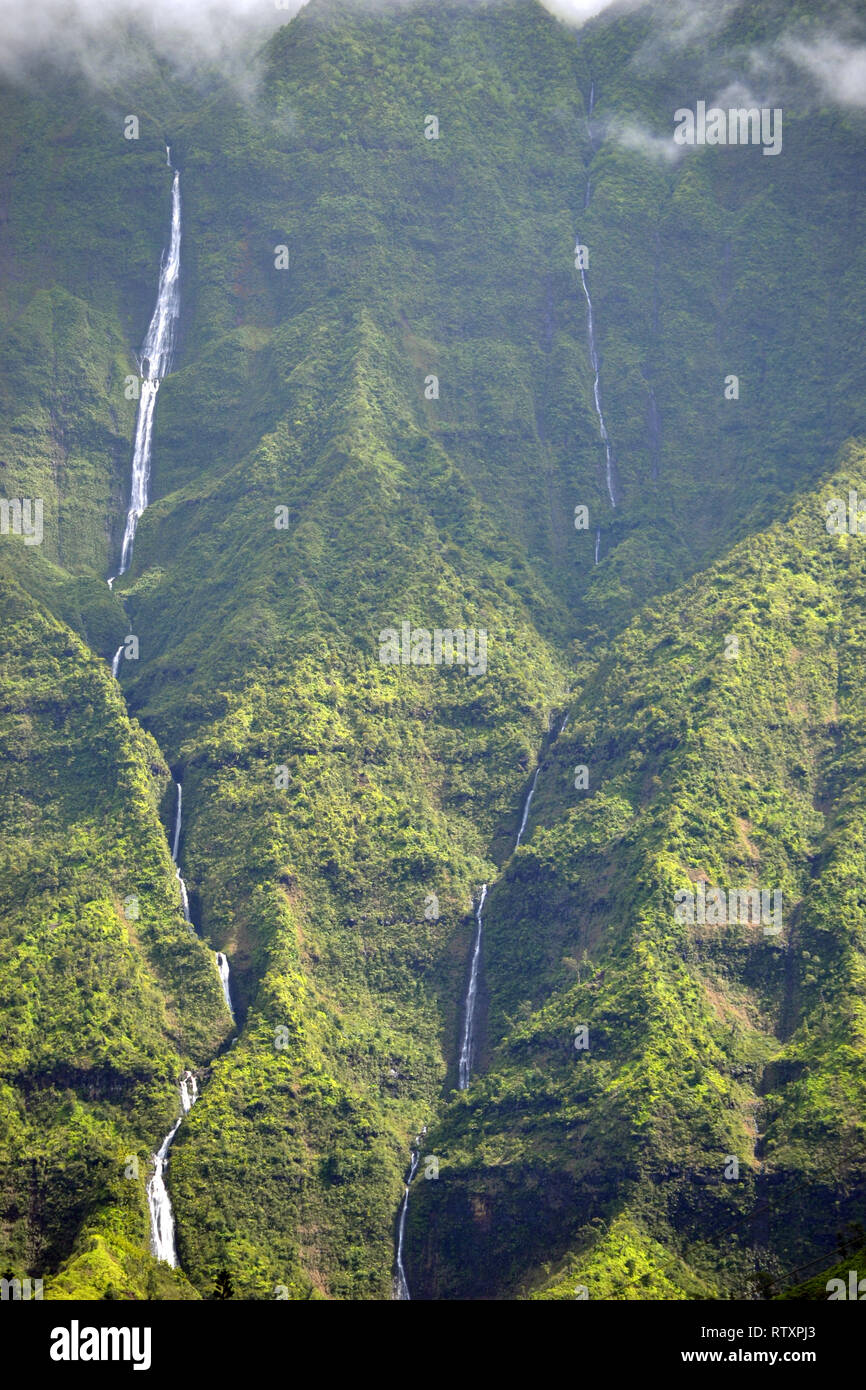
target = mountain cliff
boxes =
[0,0,864,1300]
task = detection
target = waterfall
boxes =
[594,527,601,565]
[515,766,541,849]
[457,763,543,1092]
[394,1146,421,1300]
[576,248,617,509]
[170,784,231,1019]
[458,884,488,1091]
[404,763,547,1284]
[169,781,191,924]
[216,952,234,1021]
[180,1070,198,1113]
[111,645,123,679]
[578,78,617,511]
[146,1071,197,1267]
[171,781,182,861]
[560,714,569,735]
[117,156,182,578]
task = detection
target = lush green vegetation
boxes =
[0,0,864,1299]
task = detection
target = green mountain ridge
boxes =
[0,0,864,1300]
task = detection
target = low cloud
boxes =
[0,0,306,84]
[781,32,866,109]
[539,0,618,21]
[611,118,683,163]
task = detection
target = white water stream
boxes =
[515,766,541,850]
[115,150,181,579]
[457,883,488,1093]
[216,952,235,1022]
[394,1146,421,1300]
[146,1070,198,1267]
[398,712,577,1294]
[170,781,191,924]
[145,776,234,1265]
[577,252,617,509]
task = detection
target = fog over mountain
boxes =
[1,0,866,1352]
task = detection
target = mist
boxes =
[0,0,623,86]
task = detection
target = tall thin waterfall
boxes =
[394,1146,421,1300]
[146,1071,198,1267]
[457,761,544,1095]
[576,246,617,509]
[117,153,181,578]
[398,753,551,1295]
[515,766,541,850]
[579,77,617,510]
[457,884,489,1091]
[216,952,234,1021]
[170,781,191,924]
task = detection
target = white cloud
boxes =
[0,0,621,82]
[611,118,683,162]
[781,32,866,109]
[538,0,617,22]
[0,0,307,83]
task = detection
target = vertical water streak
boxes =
[171,781,183,862]
[595,527,601,565]
[118,162,182,577]
[180,1070,198,1113]
[394,1147,421,1300]
[146,1073,198,1267]
[111,646,124,679]
[216,952,234,1021]
[515,766,541,850]
[576,250,617,509]
[170,780,191,923]
[458,884,488,1090]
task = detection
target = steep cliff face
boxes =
[0,0,864,1299]
[0,552,230,1299]
[407,446,866,1299]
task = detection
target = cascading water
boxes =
[457,762,544,1095]
[171,781,182,860]
[515,766,541,850]
[216,952,234,1021]
[103,153,227,1279]
[578,77,618,511]
[576,247,617,509]
[595,527,601,565]
[400,749,560,1293]
[116,151,181,579]
[146,1070,198,1267]
[171,782,232,1014]
[170,781,191,924]
[394,1146,421,1300]
[180,1070,198,1113]
[458,884,488,1091]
